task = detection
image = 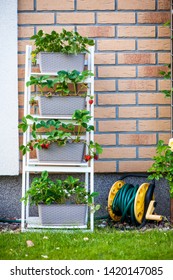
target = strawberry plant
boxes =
[147,140,173,198]
[30,29,95,62]
[18,110,103,161]
[26,70,94,104]
[21,171,99,207]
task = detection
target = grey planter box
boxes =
[38,204,88,226]
[37,142,85,162]
[39,52,85,73]
[38,95,85,116]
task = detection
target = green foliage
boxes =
[55,70,93,96]
[163,20,170,27]
[159,20,171,98]
[27,70,94,103]
[147,140,173,198]
[26,75,56,94]
[159,64,172,98]
[18,110,102,160]
[21,171,99,206]
[1,229,173,260]
[31,29,95,59]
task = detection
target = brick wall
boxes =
[18,0,171,173]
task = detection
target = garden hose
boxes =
[108,173,161,226]
[0,218,21,223]
[112,183,140,225]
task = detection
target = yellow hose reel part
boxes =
[108,181,155,224]
[107,180,125,222]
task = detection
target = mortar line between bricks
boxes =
[115,0,117,11]
[74,0,77,11]
[34,0,36,11]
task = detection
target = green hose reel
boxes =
[108,180,162,226]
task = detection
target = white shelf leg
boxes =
[21,166,26,231]
[90,169,94,231]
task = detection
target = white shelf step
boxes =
[24,164,92,173]
[29,114,89,121]
[26,217,87,229]
[28,159,88,166]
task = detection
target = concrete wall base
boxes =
[0,174,170,220]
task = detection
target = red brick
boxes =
[158,133,171,143]
[94,161,116,172]
[98,66,136,78]
[119,161,153,172]
[95,53,116,64]
[158,106,171,118]
[158,53,171,64]
[138,39,170,51]
[94,134,116,145]
[118,53,156,64]
[118,26,155,38]
[18,94,24,107]
[100,147,136,159]
[37,0,74,10]
[18,13,54,24]
[57,13,95,24]
[97,12,135,24]
[118,80,156,91]
[138,66,168,77]
[138,12,170,24]
[97,39,135,51]
[158,80,171,90]
[118,0,155,10]
[119,107,156,118]
[77,26,115,37]
[18,0,34,10]
[139,120,170,131]
[18,54,25,65]
[77,0,115,10]
[94,107,116,118]
[119,134,156,145]
[139,147,157,158]
[18,68,25,79]
[138,93,171,104]
[95,80,115,91]
[158,0,170,10]
[18,40,34,52]
[98,94,136,105]
[18,27,34,38]
[158,26,171,38]
[99,120,136,132]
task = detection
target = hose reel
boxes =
[108,177,162,226]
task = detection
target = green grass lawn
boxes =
[0,228,173,260]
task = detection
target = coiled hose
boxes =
[112,183,140,225]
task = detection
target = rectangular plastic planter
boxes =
[36,142,85,162]
[39,52,85,73]
[38,204,88,226]
[38,95,85,116]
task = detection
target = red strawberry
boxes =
[29,146,33,151]
[45,143,50,149]
[89,99,93,105]
[41,143,45,149]
[94,154,99,160]
[84,155,92,162]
